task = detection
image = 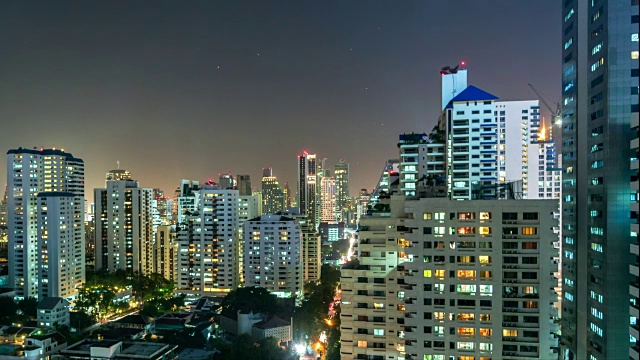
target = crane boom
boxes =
[528,83,562,125]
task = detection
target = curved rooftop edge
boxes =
[7,147,84,162]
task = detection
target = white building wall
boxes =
[243,215,303,297]
[37,193,85,301]
[402,198,559,360]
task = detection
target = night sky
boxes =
[0,1,560,198]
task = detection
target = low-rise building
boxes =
[53,339,178,360]
[220,310,292,345]
[37,297,70,328]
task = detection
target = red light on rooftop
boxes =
[461,61,466,66]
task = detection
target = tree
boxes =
[0,297,19,324]
[18,297,38,320]
[428,125,445,144]
[221,287,280,315]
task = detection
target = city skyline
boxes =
[0,1,560,195]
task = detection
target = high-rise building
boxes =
[402,198,560,359]
[320,171,337,222]
[261,168,285,215]
[243,215,303,298]
[339,195,409,360]
[37,192,85,301]
[238,193,261,284]
[174,179,200,225]
[441,64,468,110]
[176,182,239,298]
[284,182,292,209]
[439,85,500,200]
[335,159,350,214]
[219,173,235,190]
[298,151,319,227]
[7,148,85,300]
[398,133,446,197]
[282,209,321,283]
[106,169,132,181]
[154,225,177,283]
[237,175,252,196]
[94,172,154,275]
[632,75,640,360]
[560,1,638,358]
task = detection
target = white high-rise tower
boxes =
[7,148,85,301]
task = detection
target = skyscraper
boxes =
[261,167,285,215]
[243,214,303,298]
[219,173,235,190]
[560,1,638,359]
[237,174,252,196]
[335,159,350,217]
[7,148,85,300]
[298,151,318,227]
[94,171,154,275]
[176,182,239,298]
[154,225,177,283]
[320,170,337,222]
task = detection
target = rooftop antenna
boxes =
[117,161,120,170]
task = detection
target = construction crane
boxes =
[528,83,562,126]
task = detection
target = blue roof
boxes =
[445,85,499,108]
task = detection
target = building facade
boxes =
[339,195,409,360]
[261,168,285,215]
[298,152,319,227]
[403,198,559,360]
[243,215,303,298]
[94,176,154,275]
[7,148,85,300]
[560,1,638,359]
[320,173,337,222]
[176,184,240,297]
[335,159,350,220]
[37,192,85,300]
[154,225,177,283]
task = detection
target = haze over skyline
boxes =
[0,1,560,196]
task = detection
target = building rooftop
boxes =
[37,297,69,310]
[253,315,290,330]
[445,85,499,108]
[6,148,83,162]
[62,339,177,359]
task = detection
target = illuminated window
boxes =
[503,329,518,337]
[433,326,445,335]
[521,227,537,235]
[479,314,492,322]
[479,255,491,264]
[434,212,446,221]
[457,313,475,321]
[457,341,475,350]
[423,212,432,220]
[434,227,446,236]
[479,227,491,235]
[373,329,384,336]
[423,270,432,278]
[457,270,476,280]
[632,51,639,60]
[457,226,475,235]
[458,212,475,220]
[457,327,475,336]
[357,341,367,347]
[433,283,445,292]
[480,271,492,280]
[373,303,384,309]
[457,284,476,294]
[523,301,538,309]
[479,343,493,351]
[479,285,493,295]
[433,312,445,321]
[479,212,491,220]
[479,328,492,337]
[434,270,446,279]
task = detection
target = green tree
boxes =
[0,297,19,324]
[18,297,38,320]
[221,287,280,314]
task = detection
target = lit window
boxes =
[479,255,491,264]
[423,270,432,278]
[503,329,518,337]
[632,51,639,60]
[457,327,475,336]
[373,329,384,336]
[521,227,537,235]
[357,341,367,347]
[479,227,491,235]
[423,212,432,220]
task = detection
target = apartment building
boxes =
[402,198,559,360]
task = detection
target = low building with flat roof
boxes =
[53,339,178,359]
